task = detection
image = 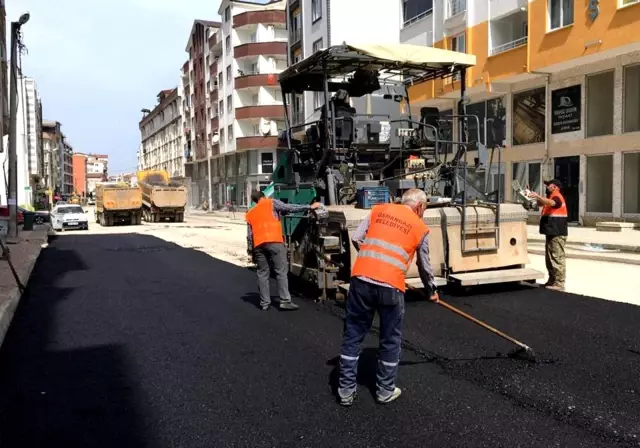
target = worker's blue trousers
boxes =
[338,277,405,400]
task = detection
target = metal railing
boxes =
[490,36,528,56]
[448,0,466,17]
[402,9,433,28]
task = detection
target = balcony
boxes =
[489,9,528,56]
[236,136,279,151]
[235,73,279,89]
[233,10,286,28]
[290,27,302,45]
[211,117,219,131]
[234,42,287,58]
[235,105,284,120]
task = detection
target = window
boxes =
[224,6,230,22]
[218,72,223,87]
[252,94,259,106]
[621,0,639,6]
[227,95,233,112]
[403,0,434,26]
[586,71,614,138]
[313,91,324,109]
[261,152,274,174]
[586,155,613,213]
[219,100,224,115]
[623,152,640,214]
[250,62,258,74]
[250,32,257,43]
[512,161,543,199]
[226,36,231,55]
[451,34,466,81]
[226,65,232,83]
[512,87,546,146]
[311,0,322,22]
[623,64,640,133]
[548,0,574,31]
[227,125,233,140]
[312,38,323,53]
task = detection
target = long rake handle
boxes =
[407,284,530,350]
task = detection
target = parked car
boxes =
[50,204,89,231]
[0,206,24,224]
[17,207,50,225]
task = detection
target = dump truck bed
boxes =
[139,182,187,209]
[96,187,142,211]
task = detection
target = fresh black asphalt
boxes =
[1,233,639,447]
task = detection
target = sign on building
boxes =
[551,85,581,134]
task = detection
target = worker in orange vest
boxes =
[528,179,568,291]
[337,189,438,406]
[246,190,322,311]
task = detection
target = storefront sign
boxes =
[551,85,581,134]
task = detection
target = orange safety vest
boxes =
[541,189,568,218]
[351,203,429,292]
[245,198,284,248]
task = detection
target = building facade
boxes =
[402,0,640,225]
[182,2,289,209]
[0,73,43,207]
[286,0,401,124]
[139,88,184,178]
[42,120,74,196]
[86,154,108,195]
[72,153,87,196]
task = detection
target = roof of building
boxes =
[139,87,180,129]
[218,0,284,15]
[185,19,222,51]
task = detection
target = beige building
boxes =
[139,88,183,178]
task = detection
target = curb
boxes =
[528,248,640,265]
[0,236,47,348]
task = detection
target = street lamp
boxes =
[6,12,30,241]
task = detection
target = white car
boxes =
[51,204,89,231]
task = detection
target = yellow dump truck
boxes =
[95,182,142,226]
[137,170,187,222]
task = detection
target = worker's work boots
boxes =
[547,284,565,292]
[279,301,299,311]
[376,387,402,405]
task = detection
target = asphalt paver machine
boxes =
[272,43,543,301]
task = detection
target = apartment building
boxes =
[285,0,401,124]
[86,154,108,195]
[0,74,43,207]
[181,19,221,208]
[72,153,87,196]
[182,2,288,209]
[42,120,74,196]
[401,0,640,225]
[139,88,184,178]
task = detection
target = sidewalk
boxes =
[527,225,640,252]
[0,227,49,347]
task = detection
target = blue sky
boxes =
[6,0,229,174]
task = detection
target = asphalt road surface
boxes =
[1,233,639,448]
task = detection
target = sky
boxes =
[6,0,233,174]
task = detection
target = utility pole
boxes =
[7,13,30,241]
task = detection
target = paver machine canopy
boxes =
[271,43,542,300]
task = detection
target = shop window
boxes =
[623,64,640,133]
[586,71,614,137]
[548,0,573,30]
[512,161,543,199]
[586,155,613,213]
[512,87,546,146]
[261,152,274,174]
[623,152,640,214]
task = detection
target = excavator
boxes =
[266,43,543,301]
